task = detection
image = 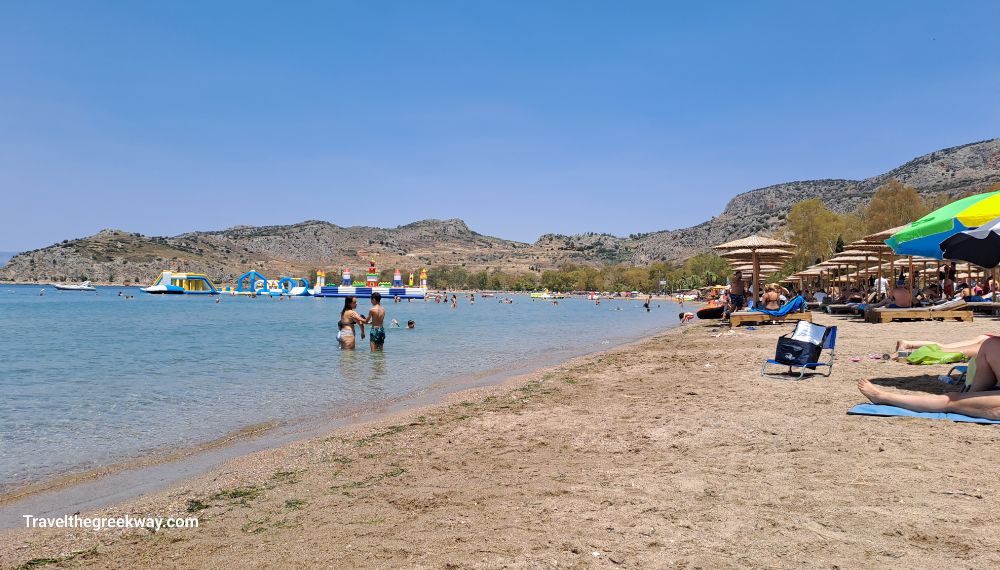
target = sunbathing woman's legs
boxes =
[895,335,992,358]
[859,338,1000,419]
[858,379,1000,420]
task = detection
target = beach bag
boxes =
[773,321,827,366]
[774,337,821,366]
[906,344,966,365]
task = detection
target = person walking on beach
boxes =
[364,292,386,352]
[337,296,366,350]
[727,270,746,316]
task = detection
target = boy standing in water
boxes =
[366,292,387,352]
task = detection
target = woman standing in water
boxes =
[337,296,366,350]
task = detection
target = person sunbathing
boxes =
[960,283,987,302]
[869,280,913,308]
[895,334,993,359]
[914,284,941,304]
[860,336,1000,420]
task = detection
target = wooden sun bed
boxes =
[966,302,1000,316]
[865,307,973,324]
[730,311,813,327]
[824,304,861,315]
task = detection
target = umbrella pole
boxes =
[752,250,759,309]
[877,249,884,299]
[908,256,914,291]
[865,255,871,292]
[888,254,895,297]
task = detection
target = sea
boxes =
[0,284,683,494]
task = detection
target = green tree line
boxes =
[417,253,732,293]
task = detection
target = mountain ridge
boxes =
[3,138,999,284]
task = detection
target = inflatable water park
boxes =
[142,262,428,299]
[142,271,220,294]
[315,262,428,300]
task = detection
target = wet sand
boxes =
[3,314,1000,568]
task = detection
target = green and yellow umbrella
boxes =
[885,190,1000,258]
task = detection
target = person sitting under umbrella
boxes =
[959,283,987,302]
[914,283,942,304]
[869,279,913,308]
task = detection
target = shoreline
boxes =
[6,315,1000,566]
[0,319,684,529]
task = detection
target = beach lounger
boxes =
[824,303,861,315]
[847,403,1000,424]
[730,296,812,327]
[761,323,837,380]
[966,301,1000,316]
[865,301,973,324]
[730,311,813,327]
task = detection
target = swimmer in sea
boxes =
[451,294,457,309]
[337,296,366,350]
[407,320,415,329]
[390,318,400,328]
[364,292,387,352]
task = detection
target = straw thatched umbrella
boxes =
[714,236,796,307]
[846,225,911,292]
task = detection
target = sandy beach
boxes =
[4,313,1000,568]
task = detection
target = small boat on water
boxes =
[53,281,96,292]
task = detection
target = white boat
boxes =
[53,281,96,291]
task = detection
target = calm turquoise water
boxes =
[0,285,680,491]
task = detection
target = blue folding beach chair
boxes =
[945,364,971,392]
[761,324,837,380]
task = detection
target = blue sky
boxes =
[2,1,998,251]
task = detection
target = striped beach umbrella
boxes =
[885,190,1000,258]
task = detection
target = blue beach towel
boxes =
[752,295,806,317]
[848,403,1000,424]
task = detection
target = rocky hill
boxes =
[545,138,1000,263]
[0,220,622,285]
[3,139,999,284]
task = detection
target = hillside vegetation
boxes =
[3,139,999,285]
